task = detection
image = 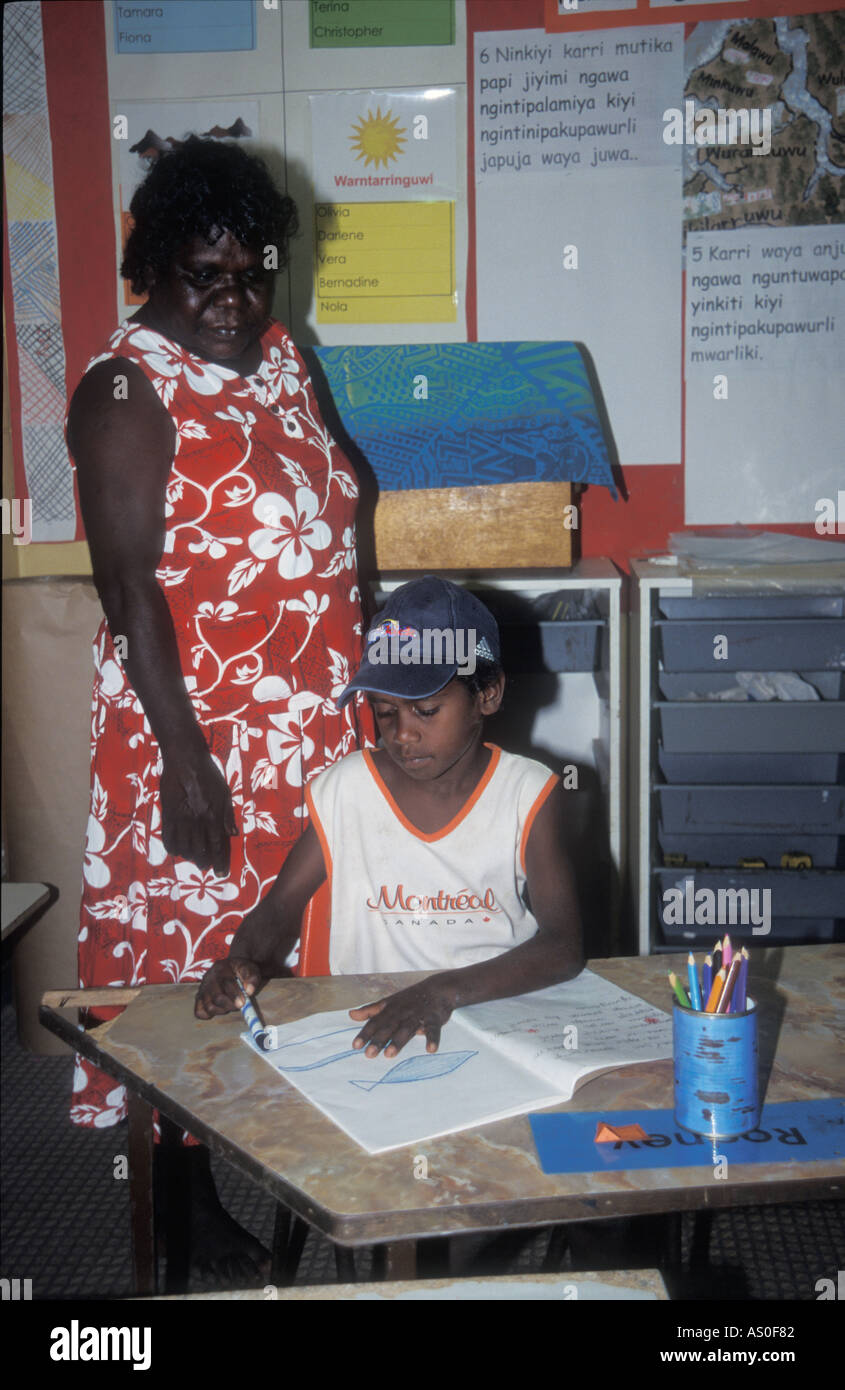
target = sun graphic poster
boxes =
[310,89,458,325]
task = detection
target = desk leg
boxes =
[159,1116,190,1295]
[127,1092,156,1296]
[384,1240,418,1281]
[271,1206,309,1286]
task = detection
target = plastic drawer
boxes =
[658,750,844,785]
[658,595,844,620]
[654,867,845,926]
[657,670,845,701]
[655,785,845,833]
[657,701,845,753]
[658,914,840,946]
[657,830,842,869]
[657,620,845,671]
[500,620,604,673]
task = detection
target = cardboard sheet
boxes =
[2,578,102,1051]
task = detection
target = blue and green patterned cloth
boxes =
[313,341,617,497]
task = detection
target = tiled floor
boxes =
[2,983,842,1300]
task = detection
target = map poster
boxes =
[310,89,458,324]
[682,12,844,523]
[682,12,844,235]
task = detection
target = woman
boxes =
[67,138,372,1282]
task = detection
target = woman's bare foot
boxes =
[155,1144,271,1291]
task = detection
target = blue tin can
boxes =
[673,999,760,1139]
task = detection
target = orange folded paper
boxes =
[594,1122,649,1143]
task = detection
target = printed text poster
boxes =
[685,225,845,524]
[474,27,683,465]
[310,89,458,324]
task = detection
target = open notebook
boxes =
[242,970,673,1154]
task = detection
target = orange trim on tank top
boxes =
[519,773,559,875]
[362,743,502,843]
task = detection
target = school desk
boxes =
[1,881,50,943]
[146,1270,669,1301]
[40,945,843,1294]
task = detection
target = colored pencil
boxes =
[234,971,271,1051]
[705,966,726,1013]
[702,954,713,998]
[734,949,749,1013]
[669,971,690,1008]
[712,938,723,975]
[722,934,733,970]
[687,953,703,1011]
[716,955,742,1013]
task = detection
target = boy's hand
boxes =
[195,958,264,1019]
[349,980,455,1058]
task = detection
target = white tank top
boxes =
[305,745,558,975]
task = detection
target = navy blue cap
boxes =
[338,576,500,706]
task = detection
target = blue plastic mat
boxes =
[529,1100,845,1174]
[313,341,617,495]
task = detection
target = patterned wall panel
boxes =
[3,1,77,540]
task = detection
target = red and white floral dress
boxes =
[70,319,372,1127]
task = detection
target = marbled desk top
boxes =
[148,1269,669,1301]
[44,947,844,1244]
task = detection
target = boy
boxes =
[195,577,584,1054]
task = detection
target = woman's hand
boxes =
[195,957,264,1019]
[349,979,456,1058]
[160,748,238,876]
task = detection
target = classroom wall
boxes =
[3,0,843,580]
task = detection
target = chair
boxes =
[295,881,331,979]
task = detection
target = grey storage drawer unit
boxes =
[657,670,844,700]
[657,619,845,671]
[500,620,604,672]
[658,595,844,619]
[658,749,844,785]
[656,785,845,833]
[633,559,845,953]
[657,830,841,869]
[658,701,845,753]
[655,868,844,943]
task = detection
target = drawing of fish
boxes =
[272,1025,361,1071]
[282,1049,359,1072]
[348,1050,478,1092]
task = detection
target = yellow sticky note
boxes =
[315,201,456,324]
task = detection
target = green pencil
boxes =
[669,970,690,1008]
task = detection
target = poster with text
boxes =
[310,88,458,324]
[685,224,845,524]
[474,26,684,465]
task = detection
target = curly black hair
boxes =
[456,657,504,698]
[120,137,299,294]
